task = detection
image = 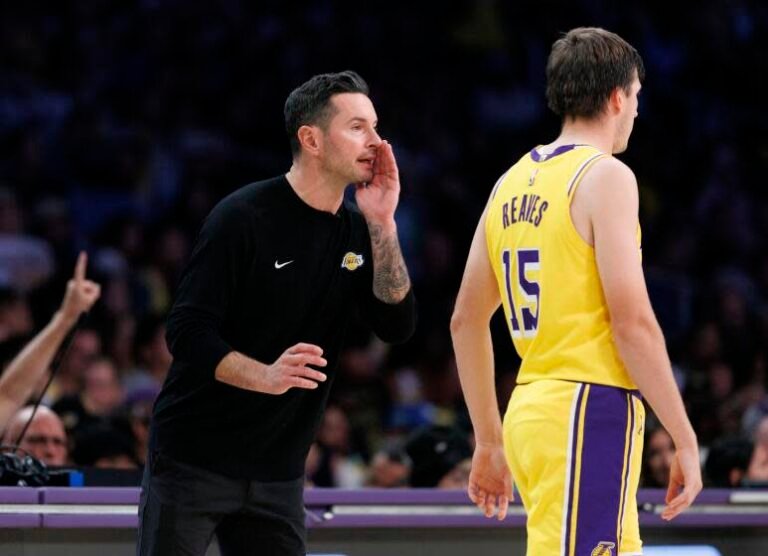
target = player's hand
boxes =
[355,140,400,226]
[661,445,702,520]
[60,251,101,325]
[468,442,514,521]
[262,343,327,395]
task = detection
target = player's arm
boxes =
[451,203,512,520]
[583,158,702,520]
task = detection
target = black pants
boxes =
[137,451,306,556]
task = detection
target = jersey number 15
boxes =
[501,248,540,338]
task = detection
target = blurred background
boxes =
[1,0,767,490]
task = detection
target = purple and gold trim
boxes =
[565,152,606,198]
[562,384,640,556]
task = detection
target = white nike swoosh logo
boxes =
[274,260,294,269]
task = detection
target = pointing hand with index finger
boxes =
[60,251,101,325]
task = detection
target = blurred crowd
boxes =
[1,1,768,490]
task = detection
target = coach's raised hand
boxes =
[355,140,411,305]
[355,139,400,229]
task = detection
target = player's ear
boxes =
[607,87,624,115]
[297,125,322,157]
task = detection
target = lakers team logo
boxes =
[528,169,538,187]
[591,541,615,556]
[341,252,364,271]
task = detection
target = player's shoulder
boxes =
[588,156,637,186]
[580,155,638,200]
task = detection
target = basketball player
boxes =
[138,71,415,555]
[451,28,701,555]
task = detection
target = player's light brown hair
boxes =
[546,27,645,120]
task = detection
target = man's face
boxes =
[647,428,675,486]
[319,93,382,184]
[21,414,68,466]
[84,360,123,415]
[613,76,641,154]
[64,330,101,376]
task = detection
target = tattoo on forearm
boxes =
[368,224,411,304]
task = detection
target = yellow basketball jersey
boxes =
[486,144,639,389]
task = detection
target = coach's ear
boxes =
[297,125,322,157]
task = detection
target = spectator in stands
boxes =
[404,424,472,488]
[366,444,411,488]
[704,437,753,487]
[53,357,124,435]
[0,253,100,434]
[642,426,675,487]
[122,314,172,398]
[745,416,768,485]
[0,287,33,344]
[2,405,68,466]
[45,326,102,403]
[125,386,158,466]
[71,422,138,470]
[0,187,55,292]
[310,405,368,488]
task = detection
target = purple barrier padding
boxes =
[307,488,750,507]
[40,487,140,505]
[640,512,768,527]
[0,514,41,528]
[305,488,478,506]
[638,489,738,505]
[0,487,40,503]
[18,510,768,530]
[4,487,756,507]
[0,487,761,531]
[306,514,528,529]
[307,512,768,529]
[0,488,41,528]
[43,514,139,528]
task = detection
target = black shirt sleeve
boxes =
[360,286,416,344]
[165,199,254,376]
[354,215,417,343]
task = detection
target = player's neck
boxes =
[552,119,615,154]
[285,162,346,215]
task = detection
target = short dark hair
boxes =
[704,437,753,487]
[284,70,370,156]
[546,27,645,120]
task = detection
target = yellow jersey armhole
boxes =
[485,169,510,259]
[490,169,510,201]
[565,153,608,249]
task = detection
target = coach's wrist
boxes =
[367,218,397,236]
